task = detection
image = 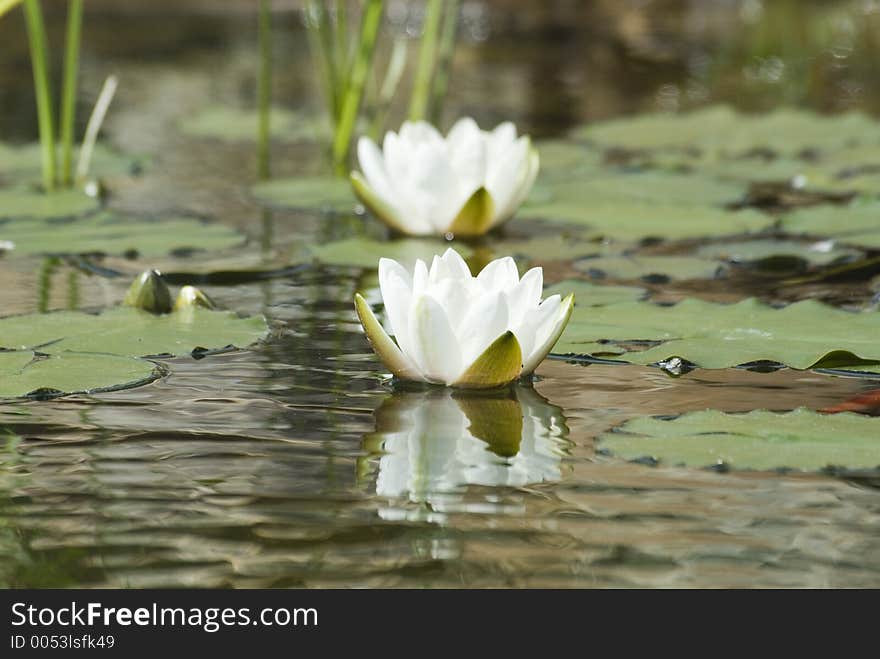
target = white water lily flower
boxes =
[351,118,540,237]
[354,248,574,388]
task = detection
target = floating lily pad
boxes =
[521,201,770,241]
[251,176,358,214]
[599,408,880,472]
[0,307,268,358]
[309,238,473,270]
[544,280,646,306]
[0,187,99,219]
[534,140,604,178]
[492,234,613,263]
[782,202,880,248]
[526,171,746,208]
[574,255,725,281]
[554,297,880,370]
[696,239,860,266]
[0,350,158,400]
[575,106,880,157]
[177,106,331,143]
[0,142,147,183]
[0,212,245,257]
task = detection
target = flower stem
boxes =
[257,0,272,180]
[306,0,340,123]
[407,0,443,121]
[332,0,383,176]
[429,0,460,125]
[22,0,55,192]
[60,0,83,187]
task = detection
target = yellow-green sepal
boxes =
[454,331,523,389]
[354,293,420,380]
[447,187,496,238]
[123,270,172,314]
[350,171,410,235]
[174,285,216,312]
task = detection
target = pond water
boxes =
[1,1,880,588]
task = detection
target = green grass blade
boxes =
[332,0,383,176]
[60,0,84,187]
[257,0,272,180]
[429,0,460,125]
[22,0,56,192]
[407,0,443,121]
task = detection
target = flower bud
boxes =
[123,270,172,314]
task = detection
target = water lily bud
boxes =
[351,118,539,238]
[123,270,172,314]
[174,285,216,311]
[354,248,574,389]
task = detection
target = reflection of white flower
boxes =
[354,248,574,389]
[365,387,569,510]
[351,118,539,237]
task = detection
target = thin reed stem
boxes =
[429,0,460,125]
[257,0,272,180]
[23,0,55,191]
[408,0,443,121]
[332,0,383,176]
[60,0,83,187]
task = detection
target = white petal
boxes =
[494,144,540,226]
[488,122,518,161]
[400,120,444,148]
[456,290,510,368]
[476,256,520,292]
[507,266,543,327]
[408,294,463,384]
[438,247,472,280]
[521,295,572,375]
[378,258,415,351]
[357,137,395,204]
[447,117,487,196]
[485,137,529,223]
[382,131,433,234]
[410,140,469,232]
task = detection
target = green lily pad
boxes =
[524,171,746,217]
[534,140,604,179]
[554,297,880,370]
[177,106,331,143]
[521,201,770,241]
[544,280,646,306]
[309,238,473,270]
[251,176,358,214]
[0,350,158,400]
[0,212,245,257]
[575,255,725,281]
[492,234,611,263]
[0,187,100,219]
[0,142,147,183]
[696,239,860,265]
[0,307,268,358]
[599,408,880,472]
[782,202,880,248]
[575,106,880,157]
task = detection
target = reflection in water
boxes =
[362,386,570,519]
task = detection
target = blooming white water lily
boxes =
[351,118,540,237]
[354,248,574,388]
